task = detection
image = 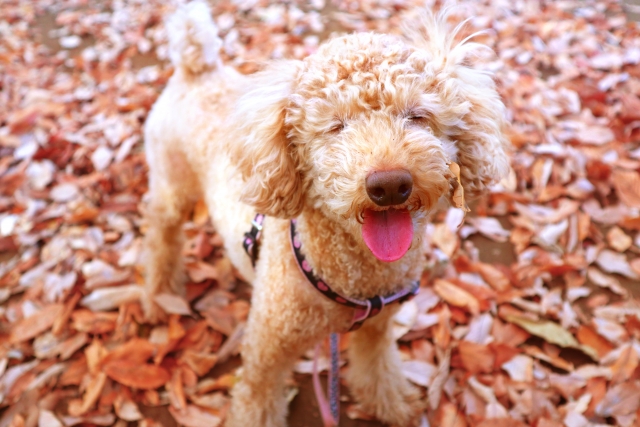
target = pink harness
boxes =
[243,214,419,426]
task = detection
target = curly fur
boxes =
[143,3,510,426]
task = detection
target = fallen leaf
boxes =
[154,293,193,316]
[448,162,470,213]
[71,310,118,334]
[475,263,510,292]
[595,380,640,417]
[10,304,64,343]
[100,337,155,367]
[103,361,170,390]
[595,249,639,279]
[114,395,143,421]
[466,217,511,242]
[501,354,533,382]
[504,315,597,359]
[70,372,106,416]
[433,279,480,315]
[612,169,640,208]
[587,267,628,296]
[606,226,632,252]
[432,223,458,257]
[458,341,494,374]
[168,405,222,427]
[80,285,143,311]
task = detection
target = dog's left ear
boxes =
[452,69,511,200]
[228,61,304,218]
[406,10,511,199]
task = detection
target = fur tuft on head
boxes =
[167,0,222,75]
[405,8,511,199]
[227,61,306,218]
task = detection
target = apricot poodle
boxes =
[142,2,509,426]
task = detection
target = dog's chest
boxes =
[297,212,423,299]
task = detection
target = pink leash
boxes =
[313,333,340,427]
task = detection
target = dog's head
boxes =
[230,12,510,262]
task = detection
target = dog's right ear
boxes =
[228,61,304,218]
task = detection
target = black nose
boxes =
[365,169,413,207]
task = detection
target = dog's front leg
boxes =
[347,307,424,427]
[226,285,326,427]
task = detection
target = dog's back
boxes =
[141,1,255,320]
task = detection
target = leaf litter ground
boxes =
[1,0,640,426]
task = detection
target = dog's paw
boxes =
[140,293,168,324]
[349,370,424,427]
[365,382,424,427]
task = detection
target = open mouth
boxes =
[362,208,413,262]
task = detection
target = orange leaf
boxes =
[612,169,640,208]
[433,279,480,315]
[180,349,218,377]
[10,304,63,343]
[167,367,187,410]
[576,325,614,359]
[71,309,118,334]
[69,372,106,416]
[103,360,170,389]
[458,341,494,374]
[100,337,156,367]
[52,292,82,336]
[489,343,520,369]
[475,263,510,292]
[448,162,470,213]
[609,344,639,384]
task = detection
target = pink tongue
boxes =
[362,209,413,262]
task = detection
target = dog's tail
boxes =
[166,0,222,75]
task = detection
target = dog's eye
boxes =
[406,115,429,126]
[328,122,344,134]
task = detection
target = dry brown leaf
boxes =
[504,315,598,359]
[606,226,633,252]
[70,372,106,416]
[52,292,82,335]
[432,223,458,257]
[612,169,640,208]
[476,419,528,427]
[186,261,219,283]
[595,249,640,279]
[71,310,118,334]
[595,380,640,417]
[179,349,218,377]
[100,337,155,367]
[167,367,187,411]
[154,293,193,316]
[433,279,480,315]
[608,343,639,384]
[168,405,222,427]
[458,341,494,374]
[10,304,63,343]
[466,217,511,242]
[448,162,469,213]
[576,325,615,360]
[80,285,143,312]
[103,361,170,390]
[475,263,510,292]
[428,349,450,411]
[114,395,143,421]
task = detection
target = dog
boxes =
[142,2,510,426]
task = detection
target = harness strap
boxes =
[290,218,419,331]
